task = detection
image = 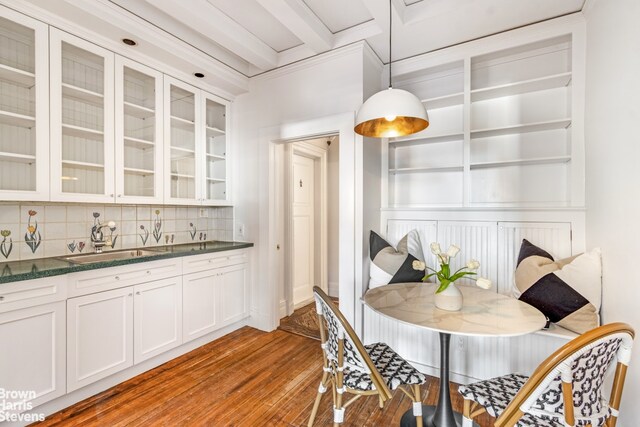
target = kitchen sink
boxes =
[59,249,166,265]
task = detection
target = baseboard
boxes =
[328,281,339,297]
[279,299,287,319]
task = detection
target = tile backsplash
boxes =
[0,203,234,262]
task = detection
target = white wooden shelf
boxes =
[171,146,195,156]
[170,115,195,130]
[61,160,104,170]
[206,177,226,182]
[471,72,572,102]
[390,132,464,148]
[389,165,464,174]
[123,167,154,175]
[62,123,104,140]
[124,136,155,149]
[124,101,155,119]
[206,153,226,161]
[470,156,571,169]
[62,83,104,105]
[422,92,464,109]
[0,110,35,128]
[171,173,195,179]
[206,126,225,137]
[0,151,36,163]
[471,119,571,139]
[0,63,35,87]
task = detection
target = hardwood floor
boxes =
[36,327,494,426]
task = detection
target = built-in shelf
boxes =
[471,72,572,102]
[206,126,225,137]
[123,167,154,175]
[62,123,104,140]
[61,160,104,170]
[0,151,36,163]
[422,92,464,109]
[171,173,195,179]
[124,101,155,119]
[170,115,195,130]
[124,136,154,149]
[206,177,226,182]
[389,165,464,174]
[171,146,195,154]
[0,63,35,87]
[471,119,571,139]
[0,110,35,128]
[390,132,464,148]
[470,156,571,170]
[206,153,226,161]
[62,83,104,105]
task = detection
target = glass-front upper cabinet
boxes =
[0,6,49,201]
[49,29,115,203]
[115,56,163,204]
[202,92,230,205]
[164,76,199,205]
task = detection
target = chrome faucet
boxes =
[91,220,116,253]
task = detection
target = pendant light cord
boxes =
[388,0,392,89]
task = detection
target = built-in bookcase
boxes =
[0,7,49,200]
[50,29,115,202]
[384,28,582,208]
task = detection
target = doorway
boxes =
[278,136,339,318]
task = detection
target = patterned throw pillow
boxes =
[515,239,602,334]
[369,230,424,289]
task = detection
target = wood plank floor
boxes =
[36,327,494,426]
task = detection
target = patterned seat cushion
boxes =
[343,342,426,391]
[458,374,608,427]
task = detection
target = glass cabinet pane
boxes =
[60,42,105,194]
[204,97,226,201]
[0,15,36,191]
[169,85,196,200]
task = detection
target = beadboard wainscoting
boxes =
[0,203,234,262]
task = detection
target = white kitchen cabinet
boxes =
[0,301,66,409]
[115,56,164,204]
[49,28,115,203]
[0,5,49,201]
[183,269,218,342]
[133,277,182,363]
[218,263,248,327]
[201,91,231,205]
[67,286,134,392]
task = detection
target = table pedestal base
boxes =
[399,406,479,427]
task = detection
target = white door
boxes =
[67,287,133,392]
[183,269,218,342]
[134,277,183,363]
[292,154,315,306]
[0,302,66,409]
[219,263,249,326]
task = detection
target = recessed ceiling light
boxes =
[194,72,205,78]
[122,38,137,46]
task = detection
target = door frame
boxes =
[284,141,329,316]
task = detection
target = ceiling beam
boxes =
[146,0,277,70]
[256,0,333,53]
[403,0,476,25]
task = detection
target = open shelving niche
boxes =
[384,34,578,208]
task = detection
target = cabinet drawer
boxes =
[182,249,248,274]
[0,276,67,313]
[67,258,182,297]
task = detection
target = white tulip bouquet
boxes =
[412,242,492,293]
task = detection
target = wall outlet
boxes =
[199,208,208,218]
[457,337,466,352]
[237,223,245,238]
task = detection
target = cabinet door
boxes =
[183,269,218,343]
[50,28,115,203]
[134,277,182,363]
[115,56,163,204]
[0,302,65,410]
[201,91,230,205]
[67,287,133,392]
[0,6,49,201]
[164,76,200,205]
[218,263,249,326]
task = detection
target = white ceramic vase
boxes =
[434,282,463,311]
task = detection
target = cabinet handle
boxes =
[208,259,213,263]
[146,271,151,274]
[110,194,114,197]
[128,293,132,297]
[118,194,122,198]
[136,291,141,295]
[115,276,120,280]
[0,296,4,301]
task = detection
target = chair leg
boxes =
[333,389,344,427]
[412,384,423,427]
[308,371,329,427]
[462,399,474,427]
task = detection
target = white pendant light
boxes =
[354,0,428,138]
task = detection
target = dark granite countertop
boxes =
[0,241,253,284]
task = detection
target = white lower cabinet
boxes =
[67,287,134,392]
[0,301,66,409]
[219,263,249,326]
[134,277,183,363]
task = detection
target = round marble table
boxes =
[362,282,546,427]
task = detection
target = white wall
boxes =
[584,0,640,424]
